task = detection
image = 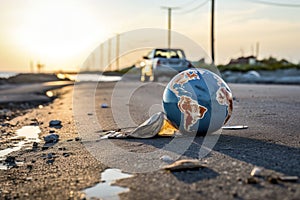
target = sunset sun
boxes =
[13,1,108,70]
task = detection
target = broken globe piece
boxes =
[163,69,233,136]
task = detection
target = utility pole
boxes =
[256,42,260,58]
[100,43,104,70]
[115,33,120,71]
[211,0,215,65]
[167,8,171,49]
[161,6,180,49]
[108,38,112,71]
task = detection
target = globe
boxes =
[163,68,233,136]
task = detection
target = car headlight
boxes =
[140,61,146,67]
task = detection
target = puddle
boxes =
[0,126,41,169]
[15,126,41,143]
[83,168,133,200]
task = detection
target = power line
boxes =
[244,0,300,7]
[176,0,210,14]
[177,0,199,8]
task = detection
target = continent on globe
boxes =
[170,71,200,96]
[216,87,233,124]
[178,95,208,131]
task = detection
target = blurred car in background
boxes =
[138,48,193,82]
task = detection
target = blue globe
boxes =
[163,68,233,135]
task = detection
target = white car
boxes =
[139,48,193,82]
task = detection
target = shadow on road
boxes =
[213,135,300,176]
[128,134,300,176]
[171,168,219,184]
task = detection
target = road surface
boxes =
[72,80,300,200]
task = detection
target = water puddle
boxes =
[83,168,133,200]
[0,126,41,170]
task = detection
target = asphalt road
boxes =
[73,80,300,200]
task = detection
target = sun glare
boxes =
[14,1,108,70]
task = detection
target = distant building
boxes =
[228,56,257,65]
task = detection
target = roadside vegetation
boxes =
[217,57,300,72]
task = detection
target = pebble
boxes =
[250,166,263,177]
[63,153,70,157]
[101,103,109,108]
[49,120,62,127]
[43,134,59,143]
[160,155,174,163]
[46,159,55,164]
[47,153,54,159]
[58,147,67,151]
[32,142,38,148]
[42,146,49,150]
[5,156,15,163]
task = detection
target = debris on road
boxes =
[129,112,164,138]
[250,166,263,177]
[279,176,299,182]
[158,119,178,137]
[222,125,248,130]
[161,159,205,171]
[100,112,166,139]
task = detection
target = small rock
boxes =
[49,130,55,133]
[47,153,54,159]
[160,155,174,163]
[58,147,67,151]
[101,103,109,108]
[5,156,16,164]
[42,146,49,150]
[75,137,81,141]
[43,134,59,143]
[30,122,39,126]
[46,159,55,164]
[49,120,62,127]
[27,165,33,170]
[63,153,70,157]
[250,167,262,177]
[32,142,38,148]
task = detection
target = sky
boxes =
[0,0,300,72]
